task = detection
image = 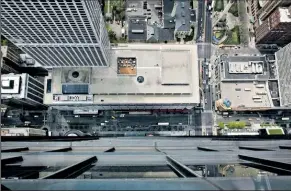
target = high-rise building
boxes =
[1,0,110,67]
[255,7,291,46]
[1,73,46,108]
[1,41,21,74]
[251,0,291,28]
[257,0,291,21]
[276,42,291,107]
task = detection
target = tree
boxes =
[108,30,117,42]
[118,37,127,43]
[227,121,246,129]
[1,39,8,46]
[119,10,125,21]
[218,122,225,128]
[183,26,195,42]
[114,1,125,21]
[175,33,181,42]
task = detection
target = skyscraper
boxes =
[256,0,291,21]
[1,0,110,67]
[276,41,291,107]
[255,7,291,45]
[251,0,291,28]
[1,73,46,108]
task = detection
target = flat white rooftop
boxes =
[220,81,273,109]
[45,44,199,105]
[279,7,291,23]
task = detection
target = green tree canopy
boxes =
[218,122,225,128]
[227,121,246,129]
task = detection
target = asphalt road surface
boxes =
[196,0,205,42]
[198,0,214,135]
[204,7,213,59]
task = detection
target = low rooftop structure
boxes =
[128,16,147,41]
[215,54,280,111]
[219,81,272,109]
[44,44,199,110]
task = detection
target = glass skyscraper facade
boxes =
[1,0,110,67]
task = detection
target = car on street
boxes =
[203,80,206,84]
[204,99,207,104]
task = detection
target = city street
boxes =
[204,6,213,58]
[196,0,205,43]
[46,110,200,135]
[194,0,215,135]
[202,1,214,110]
[237,0,249,47]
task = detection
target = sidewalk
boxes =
[193,0,198,9]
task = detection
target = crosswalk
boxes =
[197,43,214,59]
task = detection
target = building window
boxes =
[46,79,52,93]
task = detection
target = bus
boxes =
[129,111,152,115]
[158,122,169,126]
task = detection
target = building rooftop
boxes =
[162,0,192,32]
[147,26,175,42]
[216,54,281,110]
[221,55,270,80]
[162,0,175,28]
[279,7,291,22]
[128,17,148,41]
[220,81,273,109]
[174,1,191,32]
[45,44,199,105]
